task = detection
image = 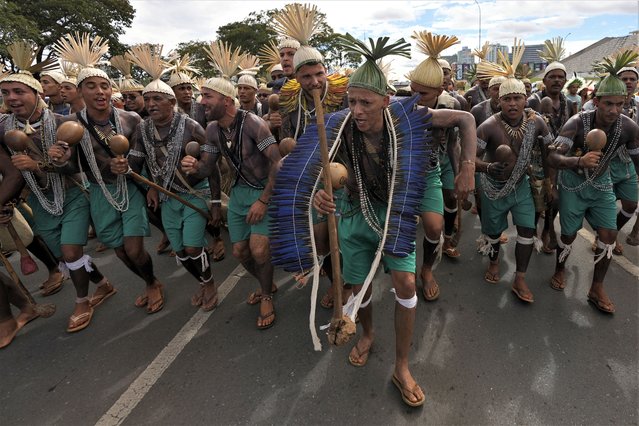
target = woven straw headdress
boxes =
[477,38,526,98]
[407,31,459,89]
[126,44,174,98]
[201,41,244,98]
[53,32,110,86]
[272,3,323,73]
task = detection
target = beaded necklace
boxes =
[141,112,186,200]
[78,108,129,211]
[5,110,65,215]
[559,111,622,193]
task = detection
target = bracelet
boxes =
[257,198,269,205]
[210,199,222,204]
[486,163,492,174]
[576,157,581,168]
[462,159,475,167]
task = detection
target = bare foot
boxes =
[16,305,39,329]
[201,281,218,312]
[0,317,19,349]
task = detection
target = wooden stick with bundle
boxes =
[312,89,355,346]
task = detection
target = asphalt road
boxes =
[0,210,637,425]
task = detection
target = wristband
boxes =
[210,199,222,204]
[576,157,581,168]
[257,198,269,205]
[462,159,475,167]
[486,163,492,174]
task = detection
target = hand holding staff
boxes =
[312,88,355,346]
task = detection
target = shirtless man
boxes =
[548,56,639,313]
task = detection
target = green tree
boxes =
[174,40,217,79]
[0,0,135,69]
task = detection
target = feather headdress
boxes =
[201,40,243,98]
[59,60,81,86]
[564,72,585,91]
[340,34,410,96]
[126,44,174,97]
[237,54,260,90]
[110,54,144,93]
[259,39,282,70]
[538,36,566,78]
[594,49,639,97]
[516,63,532,83]
[472,42,490,61]
[272,3,323,72]
[0,41,57,93]
[477,38,526,97]
[167,53,199,88]
[53,32,110,85]
[407,30,459,89]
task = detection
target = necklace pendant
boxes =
[226,139,232,149]
[23,121,36,135]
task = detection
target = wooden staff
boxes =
[312,89,353,346]
[108,135,212,221]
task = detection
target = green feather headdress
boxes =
[339,34,411,96]
[593,49,639,97]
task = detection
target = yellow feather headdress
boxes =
[272,3,323,72]
[110,54,144,93]
[1,41,57,93]
[53,32,110,85]
[477,38,526,98]
[201,40,244,99]
[167,53,199,87]
[126,44,174,98]
[406,30,459,89]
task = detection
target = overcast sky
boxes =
[121,0,639,79]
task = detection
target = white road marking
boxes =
[95,265,246,426]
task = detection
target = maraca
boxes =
[329,162,348,189]
[185,141,201,158]
[279,137,296,157]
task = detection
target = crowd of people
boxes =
[0,4,637,408]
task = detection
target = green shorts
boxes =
[339,199,416,285]
[161,187,208,251]
[27,186,90,259]
[610,157,638,203]
[90,180,150,248]
[420,166,444,215]
[228,183,271,243]
[559,170,617,235]
[439,154,455,191]
[480,176,535,236]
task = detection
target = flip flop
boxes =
[146,285,164,314]
[66,308,94,333]
[587,293,615,314]
[41,275,65,297]
[511,286,534,303]
[613,242,623,256]
[443,246,461,259]
[391,374,425,407]
[484,270,500,284]
[348,343,371,367]
[134,294,148,308]
[247,284,278,305]
[257,296,275,330]
[421,281,440,302]
[550,275,565,291]
[89,282,117,308]
[200,287,219,312]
